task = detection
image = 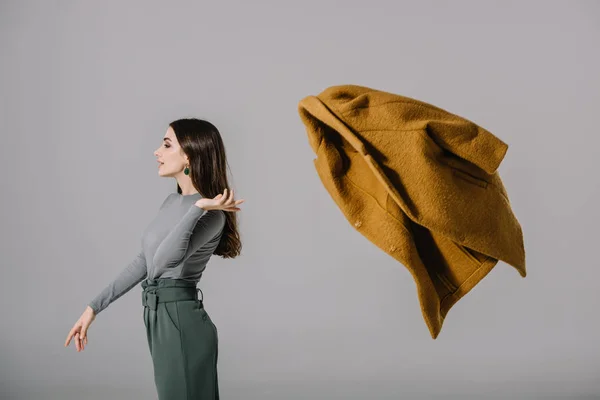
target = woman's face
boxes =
[154,126,188,177]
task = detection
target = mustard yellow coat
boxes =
[298,85,526,339]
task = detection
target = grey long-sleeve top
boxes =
[88,192,226,315]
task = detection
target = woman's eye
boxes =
[163,144,170,148]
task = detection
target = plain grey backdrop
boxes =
[1,0,598,399]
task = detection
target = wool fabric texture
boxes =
[298,84,526,339]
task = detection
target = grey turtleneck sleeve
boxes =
[152,205,208,272]
[88,192,226,315]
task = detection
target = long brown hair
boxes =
[169,118,241,259]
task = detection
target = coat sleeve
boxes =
[416,104,509,175]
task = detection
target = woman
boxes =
[64,118,243,400]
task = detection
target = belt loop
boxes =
[142,290,158,311]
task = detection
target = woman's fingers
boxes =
[80,325,89,349]
[224,190,244,209]
[223,188,230,204]
[220,190,228,205]
[213,189,225,205]
[220,189,233,206]
[65,325,78,347]
[223,189,235,205]
[210,189,244,211]
[65,312,92,351]
[226,198,244,208]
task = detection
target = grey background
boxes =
[1,0,598,399]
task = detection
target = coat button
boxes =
[354,220,362,228]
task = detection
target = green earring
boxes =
[184,166,190,175]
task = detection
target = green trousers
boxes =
[142,278,219,400]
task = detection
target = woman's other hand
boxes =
[195,188,244,212]
[64,306,96,352]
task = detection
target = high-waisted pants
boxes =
[142,278,219,400]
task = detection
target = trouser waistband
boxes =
[142,278,202,311]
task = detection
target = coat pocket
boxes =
[451,168,489,188]
[455,242,488,265]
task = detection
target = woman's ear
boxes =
[181,152,190,164]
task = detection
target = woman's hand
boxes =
[64,305,96,352]
[195,188,244,212]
